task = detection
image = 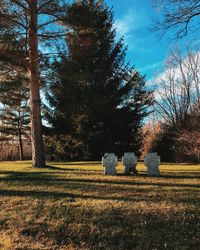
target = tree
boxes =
[45,0,153,160]
[150,47,200,162]
[0,0,67,167]
[152,0,200,39]
[0,73,30,160]
[155,47,200,128]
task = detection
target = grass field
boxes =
[0,161,199,250]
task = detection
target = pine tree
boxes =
[46,0,153,160]
[0,73,30,160]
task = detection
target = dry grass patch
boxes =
[0,161,199,249]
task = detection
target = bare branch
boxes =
[152,0,200,40]
[154,46,200,127]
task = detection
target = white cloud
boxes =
[114,9,136,38]
[139,61,163,72]
[113,7,148,52]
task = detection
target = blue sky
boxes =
[46,0,198,80]
[105,0,178,80]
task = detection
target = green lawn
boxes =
[0,161,199,250]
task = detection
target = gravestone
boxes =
[144,153,160,177]
[122,152,137,175]
[102,153,118,175]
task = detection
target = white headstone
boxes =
[122,152,137,175]
[102,153,117,175]
[144,153,160,177]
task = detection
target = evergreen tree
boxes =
[0,73,30,160]
[46,0,153,160]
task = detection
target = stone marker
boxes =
[144,152,160,177]
[102,153,117,175]
[102,153,115,167]
[122,152,137,175]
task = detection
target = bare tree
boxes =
[154,47,200,127]
[152,0,200,39]
[0,0,67,167]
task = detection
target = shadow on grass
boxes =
[0,164,199,249]
[44,165,102,172]
[139,171,200,179]
[0,188,199,207]
[48,162,101,166]
[160,173,200,179]
[17,206,199,250]
[161,162,200,166]
[3,161,102,168]
[44,165,78,171]
[0,170,200,190]
[0,166,103,175]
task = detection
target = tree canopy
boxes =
[45,0,153,160]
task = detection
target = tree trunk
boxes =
[19,133,24,161]
[29,0,45,168]
[18,121,24,161]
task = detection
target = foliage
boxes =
[46,0,153,160]
[151,110,200,163]
[44,134,90,161]
[0,70,30,160]
[142,121,162,159]
[145,112,200,163]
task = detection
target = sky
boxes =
[46,0,198,81]
[105,0,190,81]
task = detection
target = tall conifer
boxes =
[46,0,153,159]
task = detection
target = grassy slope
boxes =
[0,161,199,250]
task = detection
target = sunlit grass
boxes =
[0,161,199,249]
